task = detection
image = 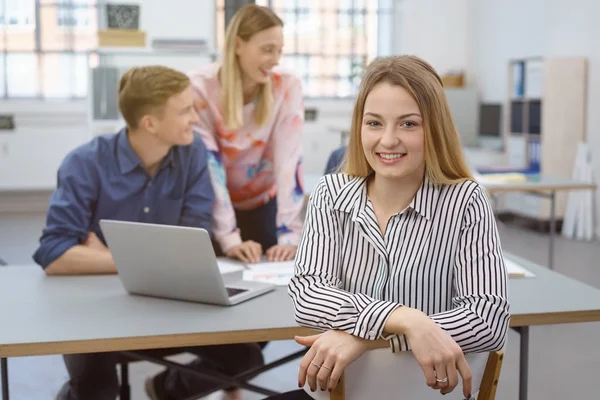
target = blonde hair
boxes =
[343,55,473,185]
[118,65,190,129]
[220,4,283,129]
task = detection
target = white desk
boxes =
[2,254,600,400]
[479,175,596,270]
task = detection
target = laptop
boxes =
[99,219,275,306]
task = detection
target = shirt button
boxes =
[143,207,150,213]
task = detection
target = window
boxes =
[1,0,35,28]
[0,0,98,99]
[215,0,393,98]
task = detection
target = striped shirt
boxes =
[289,173,510,353]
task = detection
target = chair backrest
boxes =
[305,350,503,400]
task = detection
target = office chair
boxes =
[307,350,504,400]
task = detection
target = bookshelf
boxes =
[503,56,588,226]
[86,48,217,135]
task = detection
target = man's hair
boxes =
[118,65,190,129]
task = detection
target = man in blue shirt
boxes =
[34,66,264,400]
[324,146,347,174]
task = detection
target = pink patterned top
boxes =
[189,63,305,253]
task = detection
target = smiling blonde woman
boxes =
[189,4,305,266]
[267,55,510,400]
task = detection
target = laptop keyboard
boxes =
[226,287,249,297]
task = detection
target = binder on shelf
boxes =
[527,138,541,173]
[512,61,525,98]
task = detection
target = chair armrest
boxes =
[478,350,504,400]
[330,373,345,400]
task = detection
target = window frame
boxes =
[216,0,394,99]
[0,0,99,99]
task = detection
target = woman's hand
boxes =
[387,307,472,397]
[295,330,379,392]
[225,240,262,263]
[266,244,297,262]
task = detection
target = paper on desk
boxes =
[478,173,528,184]
[505,258,535,278]
[216,257,245,274]
[243,260,295,286]
[240,258,534,283]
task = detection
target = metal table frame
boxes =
[492,190,557,269]
[1,349,307,400]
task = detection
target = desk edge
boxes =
[485,184,597,192]
[0,326,317,358]
[509,309,600,327]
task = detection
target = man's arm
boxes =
[33,151,117,276]
[45,232,117,276]
[46,246,115,276]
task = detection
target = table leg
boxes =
[549,191,556,270]
[1,358,8,400]
[516,327,529,400]
[121,348,306,398]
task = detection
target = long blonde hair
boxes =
[343,55,473,184]
[220,4,283,129]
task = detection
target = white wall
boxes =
[473,0,600,233]
[1,0,481,196]
[0,100,91,190]
[395,0,474,84]
[0,0,355,194]
[0,0,215,192]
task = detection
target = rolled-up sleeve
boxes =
[288,179,401,341]
[32,153,97,269]
[428,188,510,353]
[179,138,215,232]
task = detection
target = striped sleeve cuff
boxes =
[352,299,401,340]
[385,334,411,353]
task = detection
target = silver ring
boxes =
[436,377,448,383]
[310,361,321,368]
[321,365,333,371]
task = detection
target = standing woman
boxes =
[190,4,305,263]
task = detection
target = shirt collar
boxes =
[331,173,440,221]
[407,175,439,221]
[116,128,176,175]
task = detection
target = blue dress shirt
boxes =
[33,128,215,269]
[324,146,347,175]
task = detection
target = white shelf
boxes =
[504,57,588,221]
